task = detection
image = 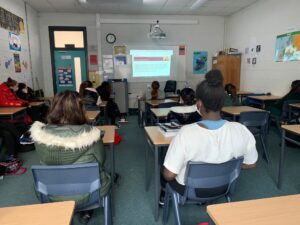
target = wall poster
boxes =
[58,67,73,86]
[13,53,21,73]
[193,51,208,74]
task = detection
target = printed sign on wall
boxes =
[193,51,208,74]
[58,67,73,86]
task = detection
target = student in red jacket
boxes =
[0,77,28,107]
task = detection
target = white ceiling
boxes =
[24,0,259,16]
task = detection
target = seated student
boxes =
[30,90,111,223]
[97,81,121,125]
[224,83,241,106]
[16,83,35,101]
[168,88,201,124]
[79,80,101,110]
[0,77,28,107]
[160,70,258,203]
[268,80,300,117]
[145,81,165,100]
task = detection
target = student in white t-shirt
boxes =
[160,69,258,204]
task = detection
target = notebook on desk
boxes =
[157,122,182,137]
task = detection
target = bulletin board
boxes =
[0,6,32,87]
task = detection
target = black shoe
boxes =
[159,189,165,207]
[79,210,93,224]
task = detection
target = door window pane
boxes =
[54,31,84,48]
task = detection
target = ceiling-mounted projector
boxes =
[148,20,166,40]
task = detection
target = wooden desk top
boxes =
[29,101,45,107]
[96,125,115,144]
[146,99,175,107]
[0,201,75,225]
[0,107,26,115]
[207,194,300,225]
[151,108,171,118]
[237,91,253,95]
[144,126,173,146]
[248,95,281,101]
[282,124,300,135]
[86,111,100,121]
[289,103,300,109]
[222,106,264,116]
[99,101,107,107]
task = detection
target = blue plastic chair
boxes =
[31,163,112,225]
[163,157,243,225]
[239,111,270,163]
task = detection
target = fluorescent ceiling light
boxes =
[190,0,208,10]
[78,0,87,3]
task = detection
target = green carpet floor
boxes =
[0,116,300,225]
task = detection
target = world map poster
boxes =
[275,31,300,62]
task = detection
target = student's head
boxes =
[196,69,225,115]
[18,83,28,93]
[224,83,237,97]
[291,80,300,93]
[6,77,18,91]
[101,81,112,94]
[180,88,195,106]
[151,81,160,90]
[79,80,93,97]
[47,90,87,125]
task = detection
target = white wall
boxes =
[0,0,41,89]
[225,0,300,96]
[39,13,225,102]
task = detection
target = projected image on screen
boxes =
[275,31,300,62]
[130,50,173,77]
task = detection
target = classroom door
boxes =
[54,50,87,93]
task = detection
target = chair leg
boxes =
[260,134,269,163]
[225,195,231,202]
[163,189,170,224]
[171,192,182,225]
[104,195,112,225]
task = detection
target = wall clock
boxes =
[106,33,116,44]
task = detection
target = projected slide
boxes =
[130,50,173,77]
[275,31,300,62]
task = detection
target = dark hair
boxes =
[6,77,17,87]
[47,90,87,125]
[79,80,93,97]
[291,80,300,94]
[180,88,195,106]
[18,83,26,91]
[224,83,235,95]
[196,69,225,112]
[151,81,160,90]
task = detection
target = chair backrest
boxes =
[168,111,201,125]
[239,111,269,129]
[182,157,243,203]
[31,163,101,210]
[282,100,300,118]
[158,102,180,108]
[164,80,177,93]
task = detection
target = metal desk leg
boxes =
[154,146,160,221]
[233,115,237,121]
[110,143,115,186]
[278,129,286,189]
[145,140,150,191]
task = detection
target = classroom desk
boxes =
[145,99,176,126]
[0,201,75,225]
[247,95,281,108]
[150,108,171,124]
[86,110,101,123]
[207,194,300,225]
[236,91,253,102]
[96,126,115,185]
[144,126,173,221]
[288,103,300,120]
[278,125,300,189]
[165,93,180,102]
[0,107,27,121]
[221,106,264,121]
[29,101,45,107]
